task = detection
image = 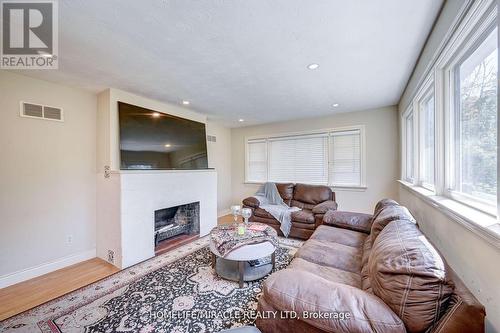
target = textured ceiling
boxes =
[16,0,442,127]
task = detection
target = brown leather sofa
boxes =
[256,199,486,333]
[242,183,337,240]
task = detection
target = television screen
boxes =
[118,102,208,170]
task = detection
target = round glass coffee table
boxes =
[209,224,278,288]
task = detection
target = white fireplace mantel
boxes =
[97,169,217,269]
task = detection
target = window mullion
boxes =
[434,69,446,196]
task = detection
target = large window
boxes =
[400,0,499,242]
[245,127,365,187]
[421,92,435,188]
[451,26,497,207]
[401,1,498,219]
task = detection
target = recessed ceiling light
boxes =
[152,112,161,118]
[182,100,190,105]
[238,119,244,122]
[332,103,339,107]
[165,144,171,148]
[307,63,319,70]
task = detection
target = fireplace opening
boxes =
[154,202,200,255]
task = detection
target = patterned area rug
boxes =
[0,237,302,333]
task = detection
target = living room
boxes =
[0,0,499,332]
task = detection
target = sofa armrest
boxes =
[323,210,373,234]
[262,269,405,333]
[312,200,338,214]
[242,196,260,209]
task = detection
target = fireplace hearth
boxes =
[154,202,200,250]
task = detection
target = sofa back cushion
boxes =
[293,183,332,205]
[275,183,294,206]
[371,204,416,241]
[373,198,400,216]
[368,220,454,333]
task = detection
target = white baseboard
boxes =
[0,248,96,289]
[218,209,231,218]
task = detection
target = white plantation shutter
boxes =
[246,139,267,182]
[330,130,361,186]
[268,134,328,184]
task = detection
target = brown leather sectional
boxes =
[256,199,486,333]
[242,183,337,239]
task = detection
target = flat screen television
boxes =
[118,102,208,170]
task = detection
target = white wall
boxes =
[230,106,399,213]
[206,121,232,216]
[397,1,500,332]
[0,71,97,287]
[0,76,232,285]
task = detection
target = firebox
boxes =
[154,202,200,248]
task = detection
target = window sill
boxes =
[331,185,367,192]
[243,181,367,191]
[244,181,266,185]
[398,180,500,250]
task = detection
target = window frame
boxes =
[415,76,437,192]
[329,129,364,187]
[244,138,268,183]
[443,21,498,216]
[244,126,366,189]
[402,106,416,183]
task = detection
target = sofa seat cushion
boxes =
[369,220,454,333]
[295,239,362,274]
[310,225,367,248]
[291,209,315,224]
[254,208,316,227]
[291,221,316,230]
[290,258,362,288]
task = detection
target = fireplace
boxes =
[154,202,200,253]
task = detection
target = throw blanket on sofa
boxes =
[254,182,300,237]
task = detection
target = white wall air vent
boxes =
[20,101,64,122]
[207,135,216,142]
[22,103,43,118]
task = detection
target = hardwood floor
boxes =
[218,213,241,225]
[0,215,234,321]
[0,258,119,321]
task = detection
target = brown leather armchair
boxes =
[242,183,337,240]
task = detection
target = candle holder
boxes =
[230,205,241,225]
[241,208,252,225]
